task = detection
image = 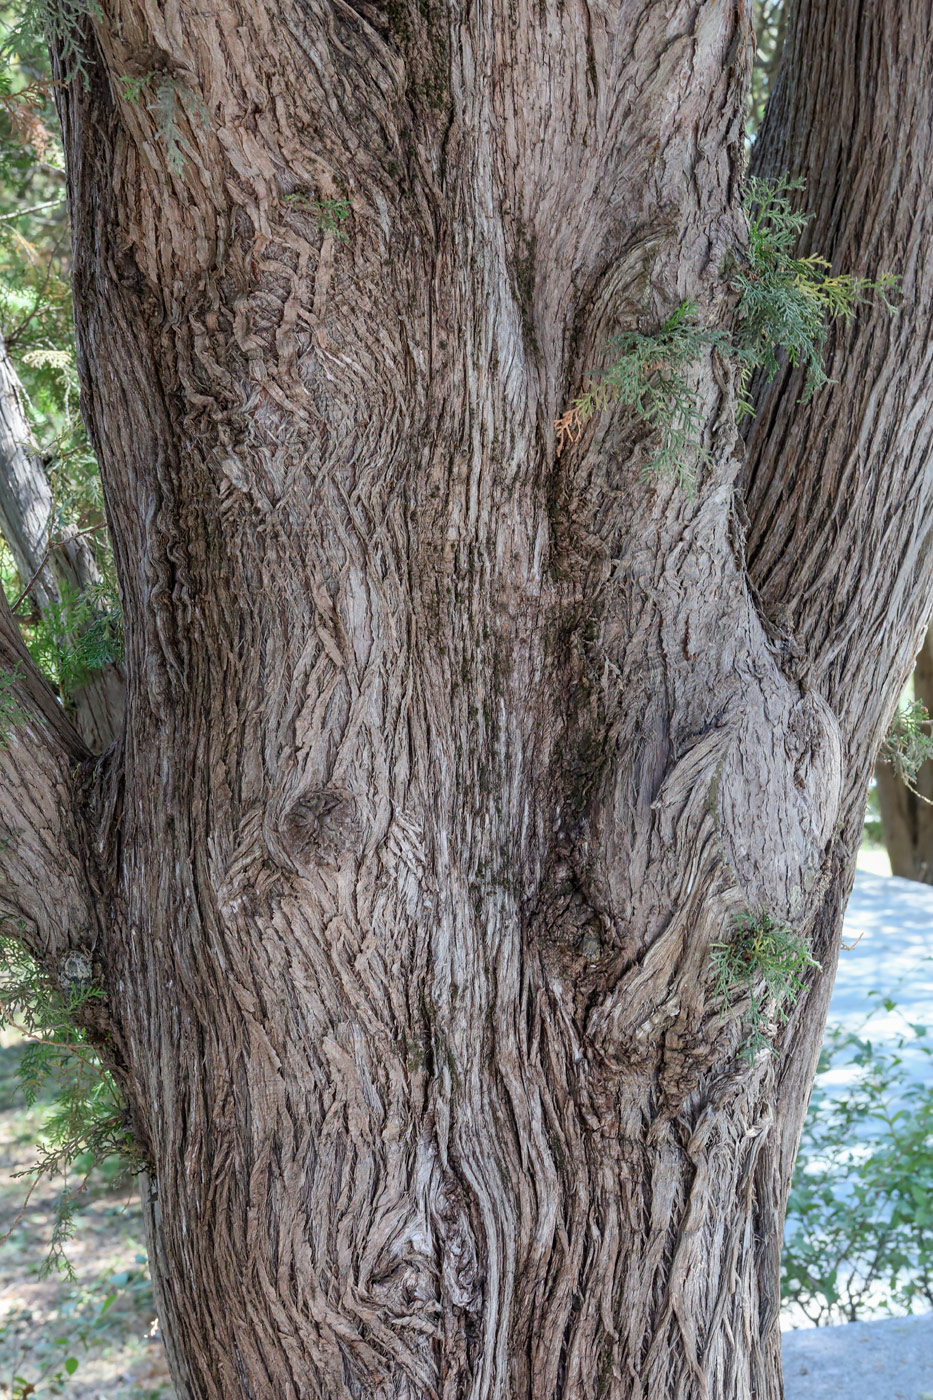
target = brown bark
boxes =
[0,0,931,1397]
[875,626,933,881]
[0,328,124,750]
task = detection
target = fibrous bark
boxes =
[0,0,932,1397]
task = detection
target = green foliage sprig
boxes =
[118,71,156,106]
[24,582,123,694]
[148,77,209,176]
[555,176,898,481]
[732,175,898,416]
[879,698,933,788]
[284,192,352,240]
[0,0,102,89]
[712,909,820,1059]
[554,301,728,487]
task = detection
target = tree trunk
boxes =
[0,328,124,750]
[1,1,932,1397]
[875,625,933,880]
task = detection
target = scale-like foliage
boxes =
[880,698,933,788]
[1,0,102,88]
[712,910,821,1059]
[555,177,897,480]
[554,301,729,487]
[732,175,898,415]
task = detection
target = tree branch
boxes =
[743,0,933,774]
[0,585,100,972]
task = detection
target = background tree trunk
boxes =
[0,1,931,1398]
[875,625,933,881]
[0,328,123,749]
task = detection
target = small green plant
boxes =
[0,1266,157,1397]
[711,909,820,1059]
[880,697,933,789]
[284,192,352,240]
[783,994,933,1323]
[147,77,208,176]
[0,931,139,1278]
[554,300,728,486]
[732,175,898,415]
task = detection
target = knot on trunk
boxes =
[59,948,93,996]
[265,785,361,872]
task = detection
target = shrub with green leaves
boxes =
[711,909,820,1059]
[783,1000,933,1324]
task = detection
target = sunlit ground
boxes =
[0,1026,173,1399]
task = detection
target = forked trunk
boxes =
[1,1,932,1398]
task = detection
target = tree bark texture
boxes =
[0,329,124,750]
[875,625,933,881]
[0,1,931,1397]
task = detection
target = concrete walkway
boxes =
[783,1311,933,1399]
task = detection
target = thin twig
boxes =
[0,1171,43,1245]
[0,198,65,223]
[10,522,107,613]
[0,997,108,1082]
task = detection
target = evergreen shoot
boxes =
[554,300,727,486]
[24,582,123,695]
[732,175,898,415]
[0,0,102,89]
[711,909,821,1060]
[880,698,933,788]
[554,176,898,478]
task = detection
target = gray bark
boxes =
[0,0,931,1397]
